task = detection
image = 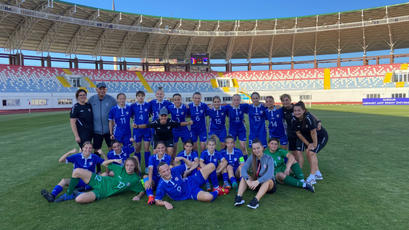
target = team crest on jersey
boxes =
[88,108,91,112]
[89,162,93,166]
[234,158,237,161]
[200,109,203,113]
[239,111,242,114]
[127,182,130,187]
[181,112,184,115]
[213,159,217,162]
[175,177,179,181]
[276,114,279,118]
[80,110,84,112]
[221,113,224,115]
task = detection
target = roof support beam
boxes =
[206,21,219,58]
[361,10,368,56]
[65,10,99,55]
[385,6,395,54]
[141,18,162,59]
[93,13,121,57]
[268,19,277,61]
[290,17,297,68]
[247,20,257,61]
[184,20,201,61]
[163,19,183,61]
[226,20,239,62]
[118,16,142,58]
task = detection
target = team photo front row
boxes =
[41,87,328,210]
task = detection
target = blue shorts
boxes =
[191,128,207,143]
[77,179,92,191]
[249,129,267,148]
[173,128,191,143]
[133,128,151,142]
[186,171,206,200]
[114,131,132,145]
[209,128,227,143]
[229,125,247,142]
[269,133,288,146]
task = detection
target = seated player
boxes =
[108,93,133,147]
[106,140,141,176]
[220,136,245,190]
[234,140,276,209]
[293,101,328,184]
[131,90,152,174]
[199,137,228,191]
[60,157,144,204]
[143,141,172,205]
[176,140,200,177]
[154,158,229,210]
[135,107,193,158]
[264,138,314,192]
[41,142,105,202]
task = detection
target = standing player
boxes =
[224,94,250,158]
[220,136,245,190]
[70,89,93,148]
[293,101,328,184]
[207,96,228,149]
[61,157,144,204]
[264,138,314,192]
[265,96,288,149]
[154,158,229,210]
[167,93,191,155]
[41,142,105,202]
[199,137,228,191]
[188,92,209,152]
[143,141,172,205]
[131,90,152,173]
[108,93,133,147]
[176,140,200,177]
[247,92,268,148]
[149,87,171,122]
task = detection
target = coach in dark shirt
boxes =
[70,89,93,148]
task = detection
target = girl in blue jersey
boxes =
[247,92,268,148]
[220,136,245,189]
[131,90,152,173]
[167,93,191,156]
[188,92,209,152]
[265,96,288,149]
[149,87,170,121]
[143,141,172,205]
[41,142,105,202]
[105,140,141,176]
[108,93,133,147]
[176,140,199,177]
[207,96,228,149]
[199,137,228,192]
[224,94,249,158]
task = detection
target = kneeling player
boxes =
[41,142,104,202]
[176,140,199,177]
[105,140,141,176]
[264,138,314,192]
[63,157,144,204]
[220,136,245,190]
[154,158,229,210]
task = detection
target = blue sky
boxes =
[2,0,409,70]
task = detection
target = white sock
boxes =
[315,171,322,176]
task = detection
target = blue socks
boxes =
[222,173,229,182]
[134,152,141,164]
[210,190,218,201]
[230,177,237,184]
[51,185,63,196]
[209,171,219,188]
[144,152,151,168]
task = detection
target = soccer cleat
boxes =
[41,189,55,203]
[147,195,155,205]
[54,193,75,203]
[232,181,238,190]
[223,181,232,190]
[306,176,316,185]
[315,174,324,181]
[214,186,229,195]
[304,183,315,193]
[205,182,212,192]
[247,197,259,209]
[234,195,245,206]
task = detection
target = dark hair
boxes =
[136,90,145,97]
[213,95,221,102]
[155,141,166,149]
[294,101,308,129]
[280,94,291,102]
[251,92,260,98]
[265,96,274,100]
[156,87,163,92]
[251,139,263,179]
[82,141,92,148]
[173,93,182,98]
[193,92,201,97]
[207,135,218,145]
[268,138,280,145]
[112,140,122,146]
[183,140,193,146]
[75,89,87,99]
[116,93,126,99]
[157,161,169,172]
[125,157,141,174]
[225,135,234,142]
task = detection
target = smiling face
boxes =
[268,139,279,152]
[225,137,234,151]
[117,94,126,107]
[156,143,166,156]
[159,114,168,124]
[251,142,264,159]
[125,159,136,175]
[193,94,201,105]
[77,91,87,104]
[156,89,164,102]
[206,140,216,153]
[136,93,145,103]
[184,142,193,154]
[265,97,274,109]
[232,95,241,107]
[82,143,93,158]
[293,105,305,119]
[281,96,292,109]
[158,163,171,180]
[213,97,221,109]
[112,142,122,154]
[173,95,182,107]
[96,87,107,99]
[251,93,260,105]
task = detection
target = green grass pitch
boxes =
[1,105,408,229]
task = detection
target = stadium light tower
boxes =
[112,0,119,70]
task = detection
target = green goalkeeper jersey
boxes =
[264,148,288,173]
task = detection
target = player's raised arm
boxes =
[58,148,77,163]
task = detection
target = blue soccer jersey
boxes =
[148,153,172,182]
[167,103,191,142]
[200,149,224,167]
[188,102,208,131]
[177,150,199,164]
[248,103,267,147]
[131,102,152,142]
[66,153,105,173]
[220,148,244,169]
[266,106,287,139]
[224,104,249,141]
[108,104,133,144]
[207,106,228,142]
[149,99,171,121]
[107,148,132,166]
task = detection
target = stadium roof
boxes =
[1,0,409,61]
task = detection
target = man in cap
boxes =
[88,82,117,173]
